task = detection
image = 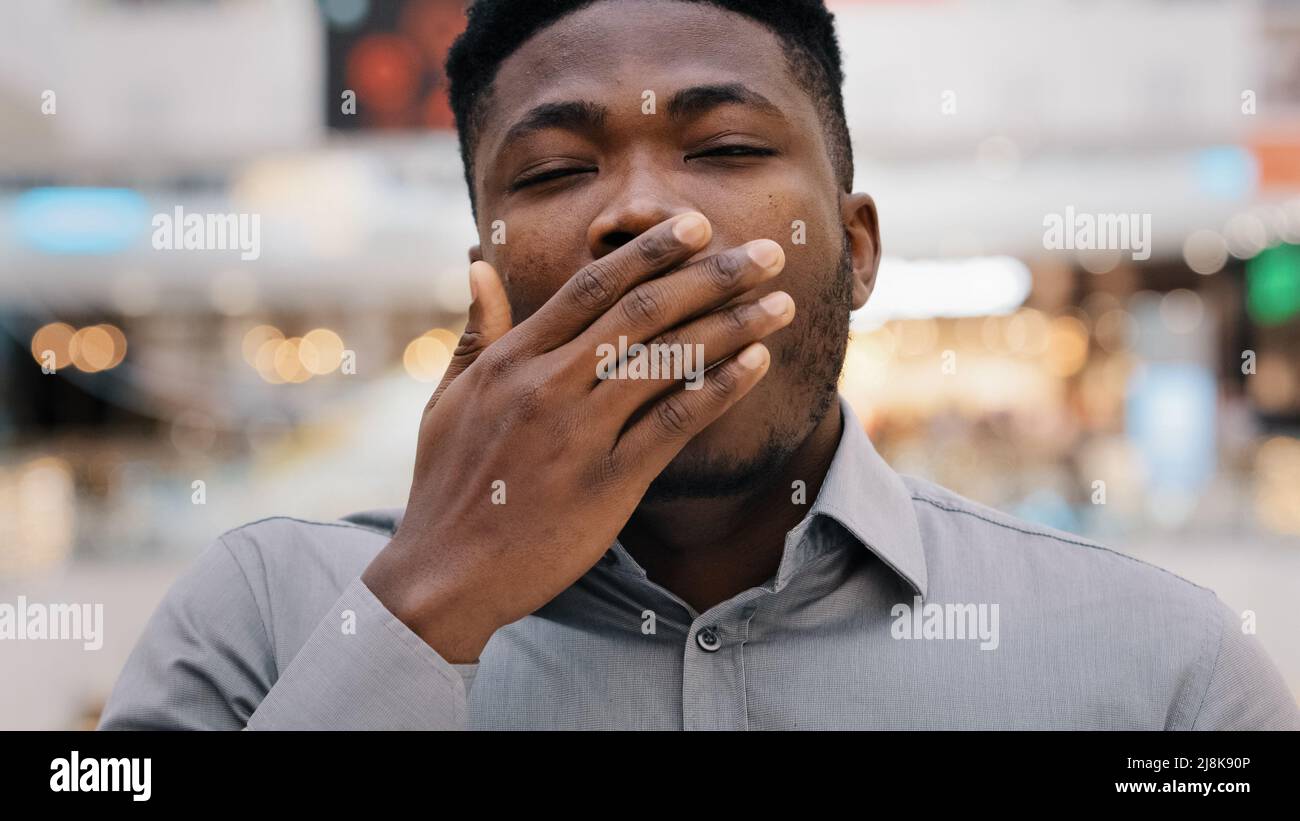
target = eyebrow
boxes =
[499,83,785,146]
[665,83,784,121]
[502,100,608,145]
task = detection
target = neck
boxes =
[620,401,845,613]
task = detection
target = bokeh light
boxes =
[69,326,115,372]
[30,322,76,371]
[242,325,284,367]
[1182,229,1229,275]
[299,328,346,375]
[403,331,453,382]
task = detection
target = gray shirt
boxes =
[98,397,1299,730]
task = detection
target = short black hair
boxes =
[446,0,854,218]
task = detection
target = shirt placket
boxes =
[681,599,760,730]
[603,522,824,731]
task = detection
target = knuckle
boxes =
[510,375,547,421]
[589,450,621,489]
[723,302,750,332]
[634,229,676,267]
[573,265,616,311]
[455,328,490,358]
[704,252,742,290]
[654,329,683,352]
[653,395,693,437]
[709,360,740,395]
[541,389,579,438]
[422,386,446,416]
[475,346,513,380]
[620,285,664,325]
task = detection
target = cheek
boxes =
[697,173,836,254]
[703,183,838,300]
[737,188,845,354]
[482,220,583,322]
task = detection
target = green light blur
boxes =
[1247,244,1300,325]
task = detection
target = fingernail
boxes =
[746,240,784,272]
[468,266,479,301]
[738,342,769,370]
[759,291,792,317]
[672,213,709,246]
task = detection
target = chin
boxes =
[640,389,799,502]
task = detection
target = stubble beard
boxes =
[641,238,855,503]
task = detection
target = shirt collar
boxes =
[804,395,927,598]
[601,394,928,600]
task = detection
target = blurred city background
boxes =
[1,0,1298,729]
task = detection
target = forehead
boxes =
[475,1,812,156]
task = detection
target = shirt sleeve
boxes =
[1190,595,1300,730]
[97,537,469,731]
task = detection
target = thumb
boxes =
[429,261,512,406]
[461,260,513,353]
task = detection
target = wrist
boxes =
[361,537,499,664]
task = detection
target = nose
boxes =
[586,186,697,262]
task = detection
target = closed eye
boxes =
[509,165,596,192]
[686,145,777,161]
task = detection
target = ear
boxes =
[468,244,483,264]
[840,192,881,310]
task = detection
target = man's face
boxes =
[468,0,877,499]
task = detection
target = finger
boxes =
[567,238,785,363]
[429,261,512,407]
[595,290,794,415]
[463,260,514,349]
[611,342,771,478]
[516,212,712,351]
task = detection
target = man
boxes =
[100,0,1297,730]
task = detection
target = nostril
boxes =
[601,231,637,251]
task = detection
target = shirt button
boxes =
[695,627,721,652]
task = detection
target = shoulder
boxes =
[208,510,400,661]
[216,509,399,583]
[900,473,1214,607]
[897,474,1242,727]
[897,474,1297,728]
[99,509,405,729]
